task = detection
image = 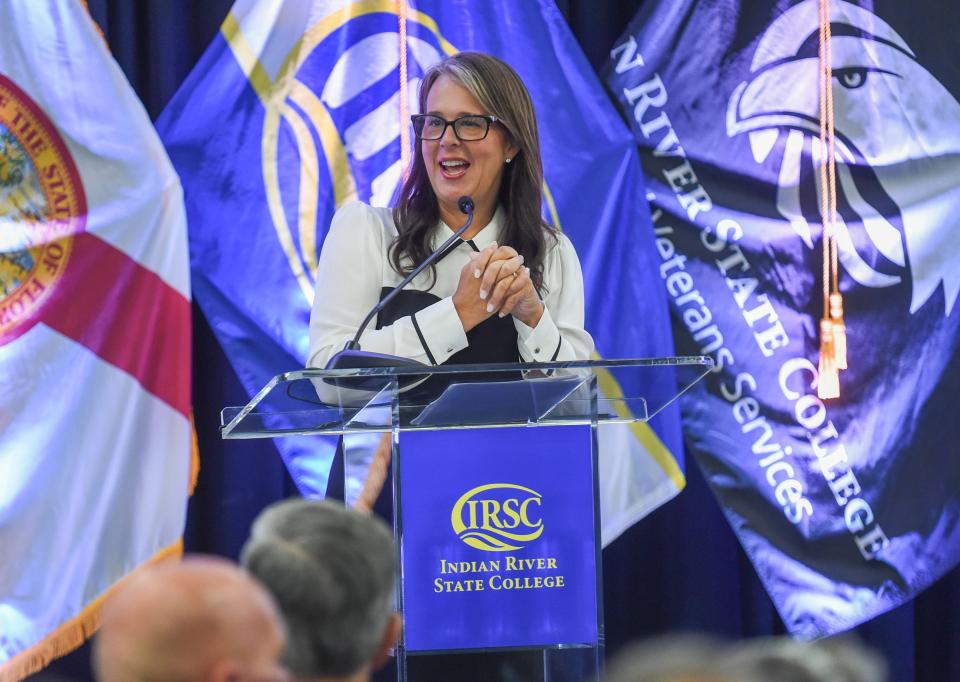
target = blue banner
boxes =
[399,425,598,651]
[158,0,682,539]
[606,0,960,637]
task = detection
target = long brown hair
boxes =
[390,51,556,293]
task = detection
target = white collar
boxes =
[436,205,503,251]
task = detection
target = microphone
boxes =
[324,196,475,374]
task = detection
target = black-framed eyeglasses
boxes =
[411,114,500,141]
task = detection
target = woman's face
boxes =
[421,74,518,226]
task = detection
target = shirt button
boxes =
[534,347,541,354]
[446,347,454,353]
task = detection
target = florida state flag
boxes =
[0,3,191,679]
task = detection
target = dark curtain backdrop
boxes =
[45,1,959,680]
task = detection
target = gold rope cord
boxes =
[817,0,846,399]
[398,0,411,180]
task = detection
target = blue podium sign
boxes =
[399,425,599,652]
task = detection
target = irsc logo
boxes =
[225,1,563,304]
[225,2,455,303]
[451,484,543,552]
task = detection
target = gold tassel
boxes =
[829,293,847,370]
[818,318,840,399]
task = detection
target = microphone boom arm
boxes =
[345,198,475,350]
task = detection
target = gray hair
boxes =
[603,634,733,682]
[718,635,888,682]
[240,499,395,678]
[603,633,887,682]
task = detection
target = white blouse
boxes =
[308,202,594,368]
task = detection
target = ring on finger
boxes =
[496,268,519,283]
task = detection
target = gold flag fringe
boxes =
[0,541,183,682]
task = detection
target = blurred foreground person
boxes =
[93,556,288,682]
[241,500,401,682]
[602,634,732,682]
[603,633,887,682]
[721,635,888,682]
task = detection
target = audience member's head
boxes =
[602,634,733,682]
[93,556,288,682]
[719,635,888,682]
[240,499,400,682]
[603,632,888,682]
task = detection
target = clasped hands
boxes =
[453,242,544,332]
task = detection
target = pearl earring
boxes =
[505,158,513,164]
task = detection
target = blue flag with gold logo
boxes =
[159,0,682,543]
[606,0,960,637]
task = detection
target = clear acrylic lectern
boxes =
[222,357,712,682]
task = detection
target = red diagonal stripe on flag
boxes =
[39,232,191,417]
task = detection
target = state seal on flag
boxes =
[0,74,86,343]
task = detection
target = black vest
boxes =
[325,244,520,502]
[375,286,520,401]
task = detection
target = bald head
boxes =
[94,556,287,682]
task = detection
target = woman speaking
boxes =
[307,53,592,678]
[308,51,593,370]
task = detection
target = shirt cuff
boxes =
[412,296,469,364]
[514,307,562,362]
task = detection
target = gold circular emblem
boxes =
[0,74,85,342]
